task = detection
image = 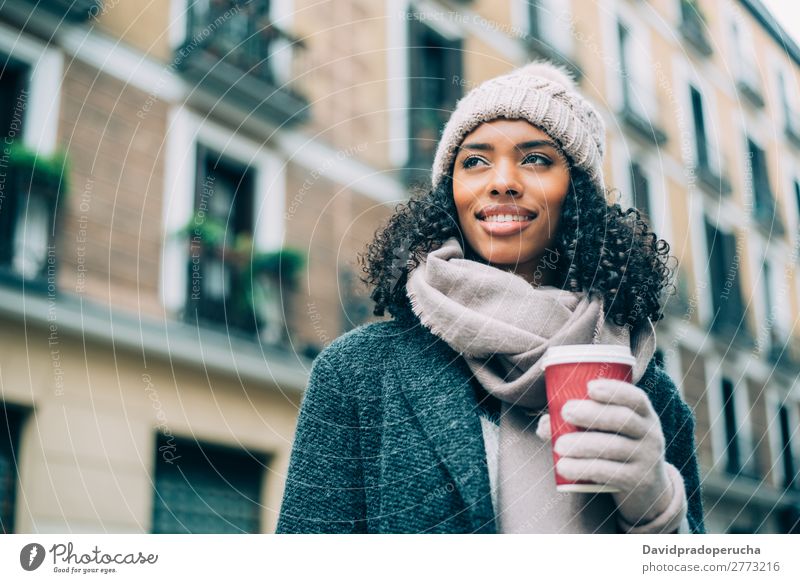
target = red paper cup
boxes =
[540,344,635,493]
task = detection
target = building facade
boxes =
[0,0,798,533]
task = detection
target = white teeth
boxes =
[482,214,532,223]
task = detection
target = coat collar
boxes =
[393,319,497,533]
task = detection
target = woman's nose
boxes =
[487,159,522,196]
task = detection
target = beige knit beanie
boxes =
[431,60,606,193]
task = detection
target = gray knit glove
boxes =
[535,378,687,533]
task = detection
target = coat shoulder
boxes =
[316,318,431,366]
[310,318,438,390]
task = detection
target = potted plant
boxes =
[8,144,69,201]
[0,145,70,282]
[180,214,306,340]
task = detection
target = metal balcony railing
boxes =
[175,0,309,126]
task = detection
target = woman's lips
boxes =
[477,216,535,236]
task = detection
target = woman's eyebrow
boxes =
[458,139,560,152]
[458,142,493,152]
[516,139,559,150]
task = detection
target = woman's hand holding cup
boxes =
[536,378,687,529]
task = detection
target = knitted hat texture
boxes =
[431,60,606,192]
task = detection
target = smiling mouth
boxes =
[477,213,535,223]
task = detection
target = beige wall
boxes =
[3,318,299,533]
[96,0,173,62]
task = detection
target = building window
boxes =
[629,160,651,219]
[186,145,257,335]
[761,260,789,363]
[688,85,730,195]
[794,180,800,236]
[778,70,800,148]
[678,0,712,56]
[186,0,273,82]
[0,56,63,287]
[177,0,309,125]
[778,507,800,534]
[152,434,267,534]
[778,405,797,490]
[730,17,764,107]
[704,220,747,338]
[721,377,742,476]
[763,262,778,352]
[0,57,28,138]
[0,404,26,534]
[616,19,665,145]
[525,0,578,73]
[746,137,783,235]
[690,86,709,171]
[406,15,462,185]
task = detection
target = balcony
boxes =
[709,309,753,350]
[0,0,100,31]
[0,146,67,291]
[752,197,785,237]
[175,1,309,127]
[736,77,766,109]
[39,0,101,20]
[767,342,797,373]
[679,0,713,57]
[619,102,668,147]
[183,215,305,344]
[696,161,733,198]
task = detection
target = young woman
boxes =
[276,61,705,534]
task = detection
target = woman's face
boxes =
[451,118,571,285]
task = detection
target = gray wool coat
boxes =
[276,312,706,534]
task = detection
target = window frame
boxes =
[0,32,63,286]
[160,108,286,319]
[404,7,463,183]
[702,217,748,338]
[0,402,28,534]
[185,144,258,333]
[705,356,758,480]
[151,432,270,534]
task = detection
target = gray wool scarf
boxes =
[406,237,656,532]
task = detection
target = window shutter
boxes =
[0,405,24,533]
[704,219,723,313]
[721,378,741,475]
[690,86,708,169]
[722,229,745,325]
[629,161,651,218]
[152,434,266,533]
[779,406,797,489]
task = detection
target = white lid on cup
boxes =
[540,344,635,368]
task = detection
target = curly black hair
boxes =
[358,166,674,331]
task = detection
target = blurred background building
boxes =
[0,0,798,533]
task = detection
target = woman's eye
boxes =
[523,153,552,166]
[461,155,486,169]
